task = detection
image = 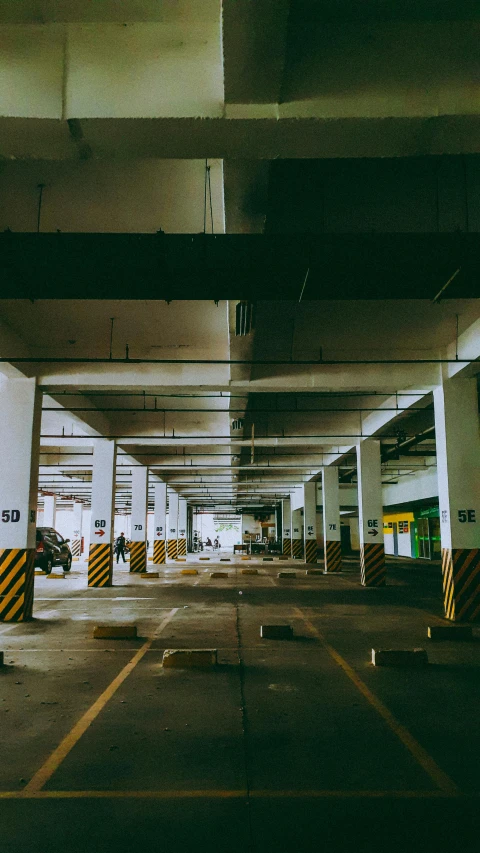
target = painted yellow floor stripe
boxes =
[22,608,179,795]
[0,789,463,800]
[294,608,460,797]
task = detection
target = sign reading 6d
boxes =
[2,509,20,522]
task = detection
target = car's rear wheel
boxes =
[64,556,72,572]
[44,557,53,575]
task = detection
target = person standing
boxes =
[115,532,127,563]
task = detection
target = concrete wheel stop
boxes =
[210,571,229,578]
[181,568,198,575]
[372,648,428,667]
[278,571,297,579]
[261,625,294,640]
[199,557,210,560]
[428,625,473,641]
[306,569,323,575]
[263,557,273,561]
[93,625,138,640]
[162,649,217,669]
[141,572,159,578]
[242,568,258,575]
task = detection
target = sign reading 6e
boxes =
[2,510,20,523]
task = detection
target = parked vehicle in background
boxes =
[35,528,72,574]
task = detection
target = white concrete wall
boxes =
[382,466,438,508]
[0,159,225,234]
[0,12,224,119]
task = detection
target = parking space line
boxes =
[21,608,179,795]
[294,607,461,797]
[0,788,464,800]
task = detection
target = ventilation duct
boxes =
[235,301,255,336]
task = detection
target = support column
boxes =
[43,495,56,528]
[291,507,303,559]
[322,467,342,573]
[88,439,116,587]
[434,378,480,621]
[0,378,41,622]
[168,491,179,559]
[129,467,148,573]
[282,498,291,556]
[357,440,385,586]
[153,482,167,564]
[303,482,317,563]
[178,498,187,556]
[72,501,83,560]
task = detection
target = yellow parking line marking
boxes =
[22,608,178,795]
[0,788,463,800]
[294,608,461,797]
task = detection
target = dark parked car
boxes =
[35,528,72,574]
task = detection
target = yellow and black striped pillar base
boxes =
[177,538,187,557]
[283,538,291,557]
[324,540,342,573]
[360,543,386,587]
[71,539,81,561]
[304,539,318,563]
[292,539,303,559]
[88,543,113,587]
[168,539,178,560]
[129,541,147,573]
[0,548,35,622]
[153,539,166,564]
[442,548,480,622]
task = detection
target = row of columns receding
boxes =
[0,376,479,623]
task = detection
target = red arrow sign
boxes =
[95,529,105,537]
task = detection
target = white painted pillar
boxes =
[153,481,167,564]
[322,467,342,573]
[168,490,179,559]
[356,440,385,586]
[129,467,148,573]
[434,378,480,621]
[303,482,318,563]
[0,378,41,621]
[291,506,303,559]
[88,439,116,587]
[282,498,291,556]
[178,498,187,556]
[43,495,56,529]
[72,501,83,560]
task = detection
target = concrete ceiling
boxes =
[1,1,480,510]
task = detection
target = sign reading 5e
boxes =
[458,510,476,523]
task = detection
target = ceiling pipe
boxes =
[3,357,472,365]
[339,426,436,483]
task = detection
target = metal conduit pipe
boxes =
[339,426,436,483]
[1,357,472,364]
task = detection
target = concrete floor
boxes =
[1,553,479,853]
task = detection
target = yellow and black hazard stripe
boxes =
[168,539,178,560]
[360,542,385,587]
[283,538,291,557]
[292,539,303,559]
[0,548,35,622]
[153,539,166,564]
[88,543,112,588]
[177,538,187,557]
[442,547,480,622]
[71,539,81,558]
[304,539,317,564]
[129,541,146,573]
[324,540,342,573]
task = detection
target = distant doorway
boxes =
[340,524,351,553]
